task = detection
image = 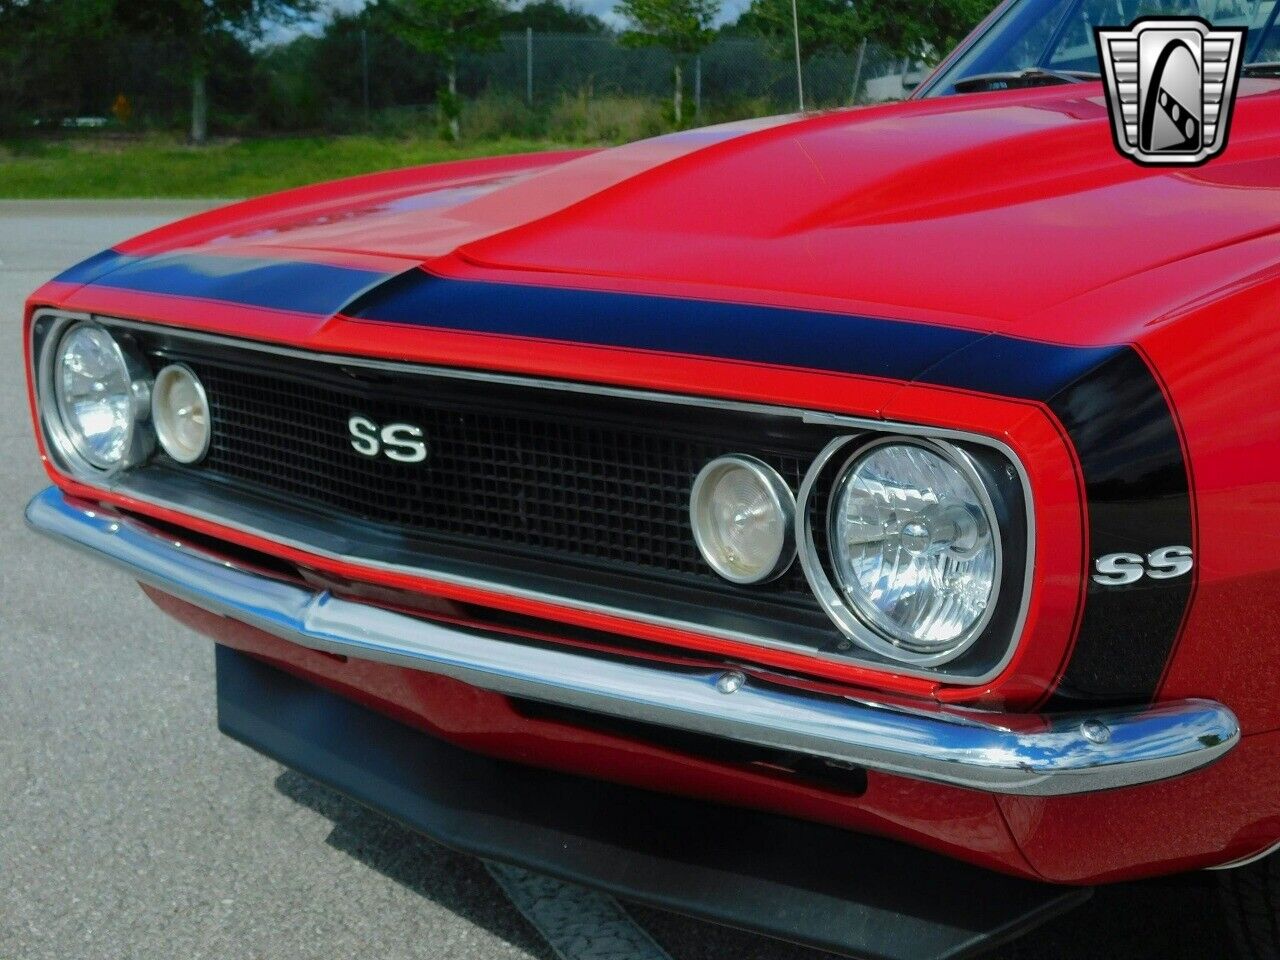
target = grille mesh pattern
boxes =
[179,356,823,601]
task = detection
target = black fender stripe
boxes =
[929,341,1195,706]
[1051,351,1194,705]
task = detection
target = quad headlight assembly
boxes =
[693,430,1030,678]
[34,315,213,479]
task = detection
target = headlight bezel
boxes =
[824,436,1001,664]
[36,316,154,479]
[797,433,1030,672]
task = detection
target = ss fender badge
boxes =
[1093,546,1193,586]
[348,414,429,464]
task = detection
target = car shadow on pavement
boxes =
[275,768,1235,960]
[625,870,1234,960]
[274,769,558,960]
[272,767,842,960]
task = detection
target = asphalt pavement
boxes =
[0,201,1237,960]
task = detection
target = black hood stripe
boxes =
[345,270,1128,396]
[54,250,392,316]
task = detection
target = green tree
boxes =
[385,0,508,141]
[739,0,869,102]
[740,0,989,102]
[740,0,864,61]
[858,0,990,62]
[0,0,45,125]
[0,0,117,128]
[115,0,317,144]
[499,0,608,34]
[617,0,719,127]
[307,7,439,120]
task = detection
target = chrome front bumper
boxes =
[27,486,1240,797]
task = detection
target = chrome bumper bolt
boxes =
[1080,720,1112,744]
[716,671,746,694]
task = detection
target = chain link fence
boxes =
[459,32,914,112]
[6,28,921,136]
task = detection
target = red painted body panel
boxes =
[25,83,1280,883]
[1141,274,1280,736]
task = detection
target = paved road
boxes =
[0,202,1237,960]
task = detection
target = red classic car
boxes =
[22,1,1280,957]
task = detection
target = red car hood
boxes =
[107,81,1280,343]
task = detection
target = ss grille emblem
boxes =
[1092,545,1193,586]
[348,415,428,464]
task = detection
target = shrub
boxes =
[461,92,545,140]
[545,91,666,143]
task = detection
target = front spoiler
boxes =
[216,643,1088,960]
[28,486,1240,797]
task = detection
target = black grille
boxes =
[149,342,838,611]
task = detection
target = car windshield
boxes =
[919,0,1279,96]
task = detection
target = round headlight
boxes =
[690,455,795,584]
[51,323,150,471]
[152,364,211,464]
[826,440,999,657]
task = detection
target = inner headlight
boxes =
[49,322,151,472]
[151,364,211,464]
[822,439,1000,660]
[690,455,796,584]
